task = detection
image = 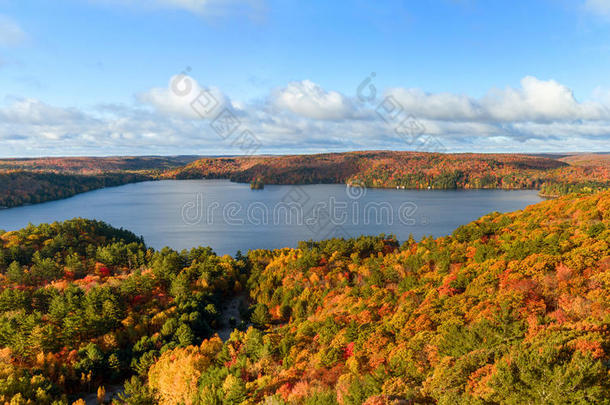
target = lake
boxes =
[0,180,542,255]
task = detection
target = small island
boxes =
[250,178,265,190]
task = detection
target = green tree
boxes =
[6,261,26,284]
[222,374,246,405]
[251,304,270,328]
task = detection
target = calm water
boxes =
[0,180,542,255]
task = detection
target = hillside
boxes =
[0,156,202,208]
[0,191,608,403]
[0,171,152,208]
[165,151,610,195]
[0,218,247,403]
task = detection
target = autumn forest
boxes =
[0,152,609,403]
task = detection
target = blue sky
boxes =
[1,0,610,156]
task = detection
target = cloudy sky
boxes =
[1,0,610,157]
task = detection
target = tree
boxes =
[222,374,246,404]
[148,339,222,405]
[117,376,155,405]
[491,344,609,404]
[97,386,106,404]
[251,304,270,327]
[6,261,25,284]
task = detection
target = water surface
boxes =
[0,180,542,255]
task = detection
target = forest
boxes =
[0,189,608,403]
[0,156,202,174]
[0,172,152,208]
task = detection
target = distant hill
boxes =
[165,151,610,195]
[165,151,566,183]
[557,153,610,167]
[0,155,202,174]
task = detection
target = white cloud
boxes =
[2,75,610,157]
[139,74,229,119]
[273,80,354,120]
[383,88,481,121]
[0,14,26,47]
[483,76,607,121]
[0,98,86,125]
[585,0,610,17]
[387,76,610,123]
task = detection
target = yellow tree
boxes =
[148,337,223,405]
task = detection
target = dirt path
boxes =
[217,295,248,341]
[81,384,124,404]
